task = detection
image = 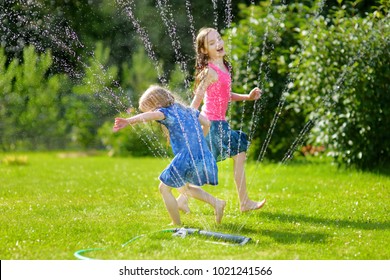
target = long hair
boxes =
[194,27,232,91]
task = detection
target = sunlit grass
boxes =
[0,152,389,260]
[1,155,29,165]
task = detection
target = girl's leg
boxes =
[179,185,226,224]
[177,193,190,213]
[232,152,266,212]
[159,182,181,225]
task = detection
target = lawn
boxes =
[0,152,389,260]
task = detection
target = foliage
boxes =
[0,0,85,76]
[1,0,389,170]
[95,45,168,157]
[0,46,70,150]
[98,120,172,157]
[72,42,119,96]
[167,64,192,104]
[285,5,390,169]
[68,41,124,148]
[1,0,247,79]
[120,46,159,103]
[226,0,389,169]
[227,1,311,161]
[0,41,168,154]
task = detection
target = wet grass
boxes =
[0,152,389,260]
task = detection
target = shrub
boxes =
[286,8,390,169]
[226,1,389,169]
[98,120,172,157]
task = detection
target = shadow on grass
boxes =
[214,209,389,245]
[261,212,390,230]
[260,229,328,244]
[217,223,329,244]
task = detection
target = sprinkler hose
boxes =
[74,227,251,260]
[177,228,251,245]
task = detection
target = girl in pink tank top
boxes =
[177,27,266,214]
[201,62,231,121]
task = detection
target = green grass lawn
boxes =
[0,152,389,260]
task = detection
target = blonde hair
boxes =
[194,27,232,91]
[139,85,175,112]
[138,85,184,145]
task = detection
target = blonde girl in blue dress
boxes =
[113,85,226,225]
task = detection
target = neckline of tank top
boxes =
[208,62,230,75]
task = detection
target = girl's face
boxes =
[202,29,225,60]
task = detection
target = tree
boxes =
[0,46,69,150]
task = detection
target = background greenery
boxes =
[1,0,389,170]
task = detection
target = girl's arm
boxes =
[231,87,263,102]
[113,111,165,132]
[198,113,211,136]
[190,69,217,109]
[191,88,204,110]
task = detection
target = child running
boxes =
[113,85,226,225]
[178,27,266,213]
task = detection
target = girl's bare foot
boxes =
[177,195,190,214]
[240,198,266,212]
[215,200,226,224]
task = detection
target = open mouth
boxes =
[217,46,224,53]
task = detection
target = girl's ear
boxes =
[200,47,208,55]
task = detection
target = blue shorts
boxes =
[205,120,249,162]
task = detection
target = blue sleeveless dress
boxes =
[157,103,218,188]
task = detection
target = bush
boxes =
[98,120,172,157]
[227,2,311,161]
[226,1,389,169]
[286,8,390,169]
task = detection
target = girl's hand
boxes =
[248,87,263,101]
[113,118,130,132]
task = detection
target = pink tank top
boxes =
[201,62,231,121]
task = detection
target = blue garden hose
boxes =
[74,228,251,260]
